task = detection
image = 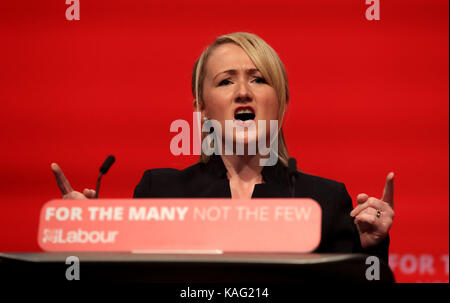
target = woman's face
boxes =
[201,43,279,150]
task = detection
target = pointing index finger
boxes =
[381,172,394,208]
[51,163,74,195]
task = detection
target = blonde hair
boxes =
[192,32,290,166]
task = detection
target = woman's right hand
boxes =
[51,163,96,199]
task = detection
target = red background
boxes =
[0,0,448,283]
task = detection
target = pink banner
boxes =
[38,198,321,253]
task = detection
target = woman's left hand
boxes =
[350,172,395,248]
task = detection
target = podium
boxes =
[6,199,395,287]
[0,252,394,283]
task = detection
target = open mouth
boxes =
[234,107,256,121]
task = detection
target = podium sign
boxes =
[38,198,321,253]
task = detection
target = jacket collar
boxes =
[204,154,290,186]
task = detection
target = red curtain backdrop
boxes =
[0,0,448,283]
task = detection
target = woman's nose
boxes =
[234,82,253,103]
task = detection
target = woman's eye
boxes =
[253,77,267,84]
[218,79,231,86]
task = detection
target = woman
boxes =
[52,32,394,263]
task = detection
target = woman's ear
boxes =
[193,99,207,117]
[192,99,205,110]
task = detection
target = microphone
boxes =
[288,158,298,197]
[95,155,116,198]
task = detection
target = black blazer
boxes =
[133,155,389,263]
